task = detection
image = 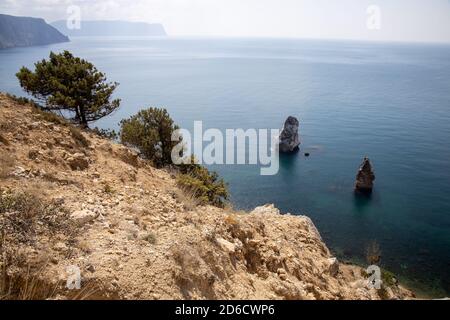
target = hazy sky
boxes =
[1,0,450,43]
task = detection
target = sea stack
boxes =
[279,116,300,153]
[354,157,375,194]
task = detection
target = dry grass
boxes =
[0,133,9,146]
[66,280,102,300]
[0,154,15,179]
[142,232,157,245]
[28,149,39,160]
[4,93,34,106]
[0,260,58,300]
[0,187,83,300]
[0,233,57,300]
[0,251,99,300]
[76,240,92,254]
[224,214,239,227]
[171,187,199,211]
[172,245,201,277]
[27,101,69,127]
[0,187,77,245]
[102,182,115,195]
[366,241,382,265]
[69,126,90,148]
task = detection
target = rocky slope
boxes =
[0,14,69,49]
[0,93,413,300]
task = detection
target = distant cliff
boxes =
[0,14,69,49]
[51,20,167,37]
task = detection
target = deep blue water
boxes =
[1,37,449,297]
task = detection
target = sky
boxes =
[1,0,450,43]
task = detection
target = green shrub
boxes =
[381,269,397,287]
[119,108,228,207]
[120,107,179,167]
[92,127,118,140]
[16,51,120,127]
[4,93,36,107]
[177,158,228,208]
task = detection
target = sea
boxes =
[1,36,449,297]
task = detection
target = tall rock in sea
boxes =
[279,116,300,153]
[354,157,375,194]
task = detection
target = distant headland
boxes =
[0,14,69,49]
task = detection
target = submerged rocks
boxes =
[354,157,375,194]
[279,116,300,153]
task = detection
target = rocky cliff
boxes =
[0,14,69,49]
[0,93,413,300]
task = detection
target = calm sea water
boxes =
[1,37,449,297]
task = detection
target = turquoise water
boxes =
[1,37,449,297]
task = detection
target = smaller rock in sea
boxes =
[279,116,300,153]
[354,157,375,194]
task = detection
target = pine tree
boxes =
[120,107,179,167]
[16,50,120,127]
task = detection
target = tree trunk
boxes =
[79,105,88,128]
[75,106,81,122]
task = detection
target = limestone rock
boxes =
[250,204,280,215]
[279,116,300,153]
[327,257,340,277]
[67,153,89,170]
[70,209,98,225]
[12,166,27,177]
[216,237,236,253]
[53,242,67,252]
[355,157,375,193]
